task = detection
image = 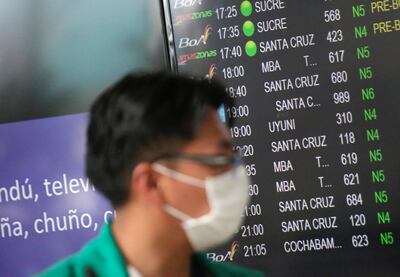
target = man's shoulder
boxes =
[36,223,128,277]
[35,224,116,277]
[196,253,264,277]
[35,253,78,277]
[35,237,100,277]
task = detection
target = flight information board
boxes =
[161,0,400,275]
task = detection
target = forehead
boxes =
[182,109,232,153]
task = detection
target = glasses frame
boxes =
[150,152,241,166]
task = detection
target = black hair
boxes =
[85,72,234,208]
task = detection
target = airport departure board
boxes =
[161,0,400,275]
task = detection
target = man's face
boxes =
[156,108,234,218]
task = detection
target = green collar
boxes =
[76,223,238,277]
[77,223,129,277]
[38,222,262,276]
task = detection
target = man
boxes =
[38,72,263,276]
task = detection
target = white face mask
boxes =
[152,162,250,251]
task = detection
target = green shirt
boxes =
[37,224,263,277]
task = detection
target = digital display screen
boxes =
[161,0,400,275]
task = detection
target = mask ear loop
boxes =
[152,163,204,188]
[152,163,207,222]
[164,205,192,221]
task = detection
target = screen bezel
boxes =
[159,0,178,72]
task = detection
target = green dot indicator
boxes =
[245,40,257,57]
[240,1,252,17]
[243,20,255,37]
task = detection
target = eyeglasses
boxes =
[150,151,241,166]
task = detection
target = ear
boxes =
[130,162,164,206]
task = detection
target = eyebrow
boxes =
[219,139,233,150]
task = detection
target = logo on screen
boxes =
[178,24,212,49]
[174,0,202,9]
[206,241,240,262]
[205,64,217,80]
[228,241,239,261]
[178,50,217,65]
[174,10,213,26]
